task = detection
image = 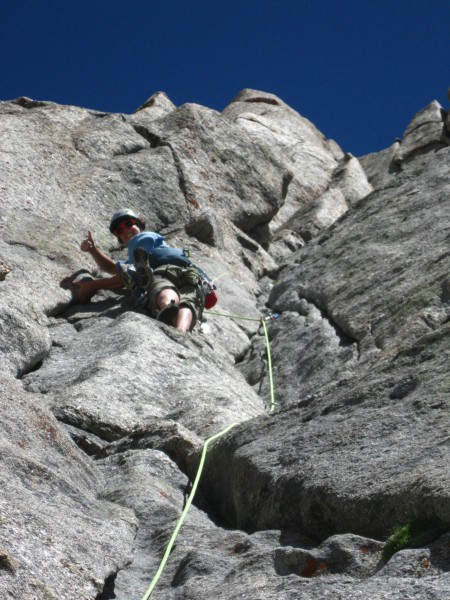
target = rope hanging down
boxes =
[141,422,239,600]
[260,317,276,414]
[205,310,279,414]
[140,311,279,598]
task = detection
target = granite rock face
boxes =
[0,90,449,600]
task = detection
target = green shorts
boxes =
[148,265,203,326]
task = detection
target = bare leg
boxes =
[155,288,194,332]
[175,307,194,332]
[71,275,124,303]
[156,288,180,308]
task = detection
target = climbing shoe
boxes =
[118,263,136,289]
[133,247,153,289]
[134,290,150,309]
[157,300,179,325]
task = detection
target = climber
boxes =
[72,209,214,332]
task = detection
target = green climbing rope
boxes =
[206,310,277,413]
[205,309,261,322]
[260,318,276,413]
[141,422,239,600]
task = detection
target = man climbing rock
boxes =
[73,209,210,332]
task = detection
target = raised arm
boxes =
[80,230,116,275]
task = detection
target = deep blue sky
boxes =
[2,1,449,156]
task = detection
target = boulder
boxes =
[130,100,292,233]
[133,91,177,119]
[223,89,343,230]
[394,100,450,163]
[0,378,136,600]
[358,141,401,189]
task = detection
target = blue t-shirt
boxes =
[125,232,166,260]
[115,231,191,271]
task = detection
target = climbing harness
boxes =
[120,248,218,324]
[140,310,280,599]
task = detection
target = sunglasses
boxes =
[115,219,138,236]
